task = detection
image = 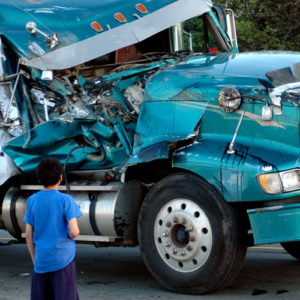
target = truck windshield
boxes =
[173,13,230,53]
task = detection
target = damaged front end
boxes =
[0,38,23,185]
[1,50,206,178]
[0,0,222,181]
[0,0,225,251]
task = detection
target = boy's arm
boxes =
[68,217,80,239]
[25,224,35,264]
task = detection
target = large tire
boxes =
[138,172,247,294]
[281,241,300,260]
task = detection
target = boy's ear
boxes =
[59,174,63,183]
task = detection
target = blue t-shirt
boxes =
[24,189,82,273]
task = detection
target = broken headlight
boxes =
[257,169,300,194]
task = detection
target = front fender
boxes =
[172,136,300,203]
[122,100,205,170]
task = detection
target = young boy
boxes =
[24,158,82,300]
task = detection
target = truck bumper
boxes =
[248,203,300,245]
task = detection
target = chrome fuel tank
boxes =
[2,181,145,243]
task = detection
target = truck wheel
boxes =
[138,172,246,294]
[281,241,300,260]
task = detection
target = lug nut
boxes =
[166,222,172,228]
[185,225,193,232]
[164,241,171,248]
[172,248,178,255]
[179,250,186,257]
[186,245,193,251]
[162,231,169,237]
[173,217,178,223]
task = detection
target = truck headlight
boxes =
[258,169,300,194]
[281,170,300,192]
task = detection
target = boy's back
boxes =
[25,189,81,273]
[24,158,82,300]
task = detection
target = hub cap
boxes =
[154,198,212,273]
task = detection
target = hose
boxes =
[63,145,85,194]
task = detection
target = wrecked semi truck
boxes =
[1,0,300,294]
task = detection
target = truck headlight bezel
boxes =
[257,169,300,194]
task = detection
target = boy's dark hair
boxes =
[37,158,63,187]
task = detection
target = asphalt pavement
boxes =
[0,230,299,299]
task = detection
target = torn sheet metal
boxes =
[269,81,300,106]
[122,100,206,168]
[2,119,127,175]
[266,64,300,114]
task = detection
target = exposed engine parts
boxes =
[124,82,145,114]
[0,82,22,137]
[26,67,149,126]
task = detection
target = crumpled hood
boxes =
[0,0,212,70]
[145,51,300,100]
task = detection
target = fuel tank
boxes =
[1,181,145,243]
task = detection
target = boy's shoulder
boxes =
[56,191,76,204]
[27,191,45,209]
[28,190,75,206]
[29,190,72,200]
[28,190,43,201]
[57,190,73,199]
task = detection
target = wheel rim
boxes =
[154,198,213,273]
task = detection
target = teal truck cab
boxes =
[0,0,300,294]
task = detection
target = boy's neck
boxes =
[44,183,60,190]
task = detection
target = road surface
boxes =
[0,230,299,299]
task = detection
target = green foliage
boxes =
[217,0,300,51]
[183,17,219,52]
[183,17,206,52]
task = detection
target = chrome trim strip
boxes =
[21,233,119,242]
[20,184,121,191]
